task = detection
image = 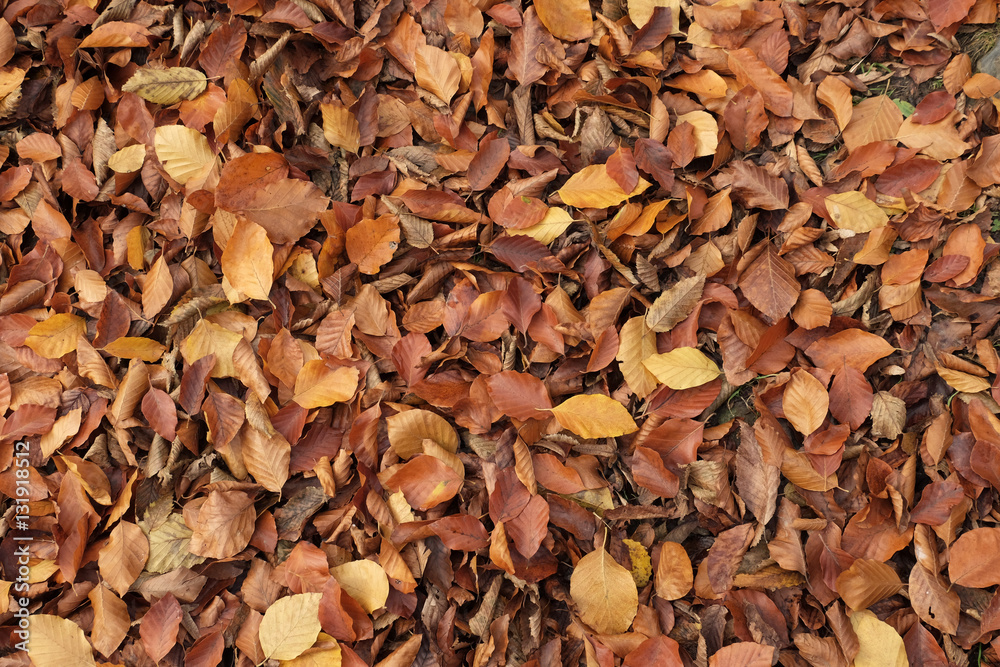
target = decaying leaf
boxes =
[122,67,208,105]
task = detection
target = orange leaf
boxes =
[346,215,400,275]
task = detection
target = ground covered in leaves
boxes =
[7,0,1000,665]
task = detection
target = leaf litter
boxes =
[4,0,1000,665]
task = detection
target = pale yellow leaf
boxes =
[642,347,721,389]
[153,125,217,185]
[140,512,206,573]
[849,610,908,667]
[549,394,638,439]
[507,207,575,245]
[122,66,207,105]
[676,110,718,157]
[108,144,146,173]
[558,163,651,209]
[26,615,95,667]
[331,559,390,613]
[25,313,86,358]
[570,547,638,634]
[222,218,274,302]
[259,593,323,661]
[825,191,889,233]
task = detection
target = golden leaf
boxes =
[25,313,86,359]
[331,559,390,614]
[259,593,323,661]
[549,394,638,438]
[825,191,890,233]
[26,615,96,667]
[558,163,651,209]
[292,362,360,409]
[107,144,146,173]
[642,347,721,389]
[570,546,638,634]
[507,207,575,245]
[153,125,217,185]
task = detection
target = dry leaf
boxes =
[570,545,639,634]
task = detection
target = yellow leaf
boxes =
[102,337,166,362]
[222,218,274,302]
[616,316,659,399]
[414,44,461,104]
[331,559,390,613]
[781,370,829,436]
[570,546,638,634]
[937,366,991,394]
[259,593,322,661]
[549,394,638,439]
[849,610,908,667]
[122,66,207,105]
[153,125,216,185]
[108,144,146,173]
[825,191,890,233]
[642,347,721,389]
[320,104,360,154]
[26,615,96,667]
[676,110,718,157]
[292,362,360,409]
[507,207,575,244]
[558,163,651,209]
[25,313,86,358]
[179,319,243,378]
[624,539,652,587]
[387,408,460,459]
[279,633,342,667]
